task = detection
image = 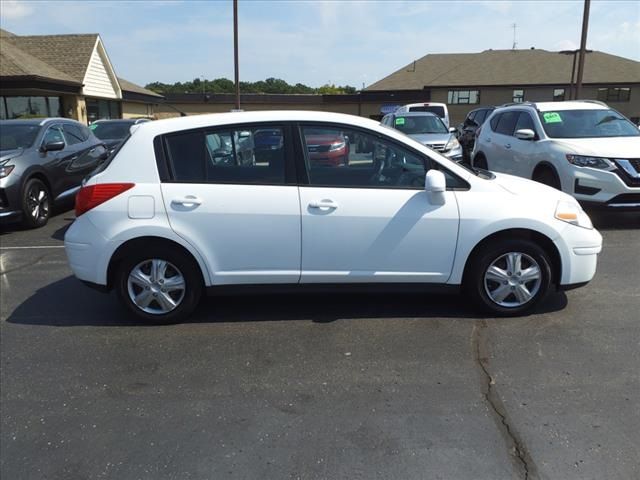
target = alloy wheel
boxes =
[483,252,542,308]
[26,184,49,221]
[127,259,186,315]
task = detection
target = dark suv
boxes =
[456,107,495,162]
[0,118,108,228]
[89,118,150,155]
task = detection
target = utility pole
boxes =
[233,0,240,110]
[512,23,517,50]
[575,0,591,99]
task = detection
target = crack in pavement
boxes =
[472,319,537,480]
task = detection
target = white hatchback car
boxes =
[65,111,602,323]
[471,100,640,209]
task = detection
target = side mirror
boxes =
[41,140,65,152]
[449,127,457,133]
[238,131,251,138]
[425,169,446,194]
[514,128,536,140]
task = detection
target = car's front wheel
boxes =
[116,247,203,323]
[21,178,51,228]
[465,239,552,316]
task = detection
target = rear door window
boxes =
[164,126,286,185]
[489,113,501,131]
[63,124,85,145]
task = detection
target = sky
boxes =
[1,0,639,88]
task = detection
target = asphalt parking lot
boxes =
[1,209,639,480]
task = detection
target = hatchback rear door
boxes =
[159,124,301,285]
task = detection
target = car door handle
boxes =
[309,199,338,209]
[172,196,202,207]
[504,143,511,149]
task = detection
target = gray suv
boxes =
[0,118,108,228]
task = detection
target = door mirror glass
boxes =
[514,128,535,140]
[42,140,65,152]
[449,127,457,133]
[425,169,446,193]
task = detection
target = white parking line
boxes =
[0,246,65,250]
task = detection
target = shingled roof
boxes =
[0,38,79,85]
[117,77,163,98]
[366,49,640,90]
[1,33,99,83]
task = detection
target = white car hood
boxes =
[492,172,571,202]
[552,136,640,158]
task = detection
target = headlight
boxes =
[566,154,614,170]
[555,200,593,229]
[0,165,15,179]
[329,141,345,152]
[444,137,461,152]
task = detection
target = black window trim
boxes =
[157,121,299,186]
[294,121,470,191]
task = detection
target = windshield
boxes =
[90,122,133,140]
[0,124,40,150]
[394,116,448,134]
[538,109,640,138]
[408,105,446,118]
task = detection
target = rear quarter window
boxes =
[489,113,501,131]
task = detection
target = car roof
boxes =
[393,111,439,118]
[130,110,384,137]
[497,100,609,113]
[0,117,79,127]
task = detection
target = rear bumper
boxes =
[64,215,110,285]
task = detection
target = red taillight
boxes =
[75,183,134,216]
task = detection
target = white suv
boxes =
[471,101,640,209]
[64,111,602,323]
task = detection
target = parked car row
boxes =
[0,117,152,228]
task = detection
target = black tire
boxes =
[533,167,561,190]
[21,178,51,228]
[474,154,488,170]
[464,239,552,316]
[115,246,203,324]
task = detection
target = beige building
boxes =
[157,49,640,126]
[366,49,640,125]
[0,29,162,123]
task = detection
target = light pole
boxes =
[575,0,591,99]
[233,0,240,110]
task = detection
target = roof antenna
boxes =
[512,23,517,49]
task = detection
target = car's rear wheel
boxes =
[21,178,51,228]
[465,239,552,316]
[116,247,203,323]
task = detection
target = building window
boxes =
[447,90,480,105]
[86,98,122,123]
[512,89,525,103]
[553,89,565,101]
[0,96,62,119]
[597,87,631,102]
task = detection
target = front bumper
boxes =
[0,179,23,225]
[554,222,603,286]
[570,165,640,209]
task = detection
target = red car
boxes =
[305,128,350,166]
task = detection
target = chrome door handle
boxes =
[309,199,338,209]
[172,196,202,207]
[505,143,511,149]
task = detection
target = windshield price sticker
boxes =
[395,117,406,126]
[543,112,562,124]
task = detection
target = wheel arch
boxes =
[106,236,207,291]
[22,168,52,198]
[461,228,562,287]
[532,161,561,183]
